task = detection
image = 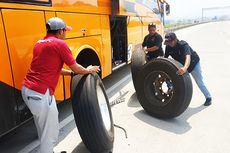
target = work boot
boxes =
[204,97,212,106]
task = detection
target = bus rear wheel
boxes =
[71,74,114,153]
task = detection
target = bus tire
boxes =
[131,46,146,90]
[136,57,193,119]
[71,74,114,153]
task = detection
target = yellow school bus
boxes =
[0,0,169,137]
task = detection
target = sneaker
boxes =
[204,97,212,106]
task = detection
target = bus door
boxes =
[110,16,128,70]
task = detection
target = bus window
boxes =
[135,0,159,13]
[0,0,51,6]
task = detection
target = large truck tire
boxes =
[71,74,114,153]
[135,57,193,119]
[131,46,146,90]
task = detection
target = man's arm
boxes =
[61,63,100,76]
[59,42,100,76]
[144,35,162,52]
[70,63,100,75]
[177,55,191,75]
[61,68,73,76]
[164,46,169,58]
[144,46,159,52]
[176,42,192,75]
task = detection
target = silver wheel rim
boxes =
[97,85,111,132]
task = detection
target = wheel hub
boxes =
[146,72,174,106]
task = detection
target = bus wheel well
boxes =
[76,49,101,75]
[76,49,100,67]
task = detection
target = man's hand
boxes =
[143,46,148,54]
[87,65,100,73]
[70,63,100,75]
[143,46,159,52]
[177,55,190,75]
[176,67,187,75]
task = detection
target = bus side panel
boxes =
[52,0,111,14]
[127,16,143,53]
[0,10,17,137]
[2,9,46,90]
[44,11,56,21]
[100,15,112,78]
[98,0,111,14]
[52,0,99,14]
[2,9,47,123]
[57,12,101,38]
[142,17,149,40]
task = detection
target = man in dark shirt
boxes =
[142,23,163,60]
[164,32,212,106]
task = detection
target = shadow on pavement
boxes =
[134,104,207,134]
[0,120,38,153]
[127,92,141,108]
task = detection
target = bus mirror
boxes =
[166,4,170,15]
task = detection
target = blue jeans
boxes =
[190,62,211,99]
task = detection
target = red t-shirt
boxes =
[23,34,76,95]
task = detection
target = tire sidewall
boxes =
[131,46,146,90]
[71,74,114,152]
[136,58,192,118]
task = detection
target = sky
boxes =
[165,0,230,20]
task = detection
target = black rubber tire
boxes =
[136,57,193,119]
[71,74,114,153]
[131,46,146,90]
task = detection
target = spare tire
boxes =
[135,57,193,119]
[131,45,146,90]
[71,74,114,153]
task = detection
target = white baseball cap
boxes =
[47,17,72,31]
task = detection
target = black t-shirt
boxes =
[164,40,200,72]
[142,33,163,59]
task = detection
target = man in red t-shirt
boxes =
[21,17,100,153]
